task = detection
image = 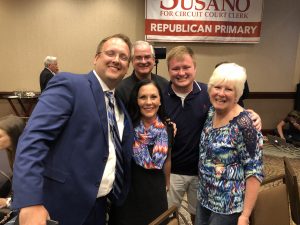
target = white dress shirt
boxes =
[93,70,124,197]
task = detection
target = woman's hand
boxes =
[240,177,261,225]
[238,214,249,225]
[170,122,177,137]
[276,120,286,139]
[0,198,7,208]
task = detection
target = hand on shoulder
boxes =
[246,109,262,131]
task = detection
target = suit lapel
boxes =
[116,96,133,162]
[115,96,131,142]
[87,72,132,160]
[87,71,109,144]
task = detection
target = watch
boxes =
[6,197,11,207]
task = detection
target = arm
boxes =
[12,74,74,221]
[169,121,177,137]
[163,148,171,191]
[164,119,177,191]
[238,113,263,225]
[246,109,262,131]
[164,122,174,191]
[19,205,49,225]
[276,120,286,139]
[0,198,7,208]
[238,177,261,225]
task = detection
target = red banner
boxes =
[145,0,264,43]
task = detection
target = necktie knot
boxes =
[105,91,115,106]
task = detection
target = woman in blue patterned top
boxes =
[196,63,263,225]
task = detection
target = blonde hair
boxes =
[208,63,247,101]
[95,33,132,62]
[166,46,196,69]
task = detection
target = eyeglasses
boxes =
[133,55,153,62]
[98,50,129,62]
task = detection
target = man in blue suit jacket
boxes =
[12,34,134,225]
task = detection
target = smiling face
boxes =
[209,81,237,113]
[0,129,11,150]
[168,54,196,94]
[93,37,130,89]
[132,44,155,79]
[137,83,161,124]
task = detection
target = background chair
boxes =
[0,171,13,225]
[0,170,11,198]
[149,206,179,225]
[284,157,300,225]
[250,174,290,225]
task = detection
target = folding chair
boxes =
[284,157,300,225]
[149,206,179,225]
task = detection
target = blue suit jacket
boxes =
[12,71,133,225]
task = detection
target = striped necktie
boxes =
[105,91,124,201]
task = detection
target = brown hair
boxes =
[95,33,132,62]
[0,115,25,170]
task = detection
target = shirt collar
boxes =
[46,67,55,75]
[132,70,152,81]
[168,81,201,96]
[93,70,115,94]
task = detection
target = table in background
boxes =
[1,95,39,118]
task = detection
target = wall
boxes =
[0,0,300,129]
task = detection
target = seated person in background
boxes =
[0,115,25,217]
[39,56,59,92]
[276,110,300,144]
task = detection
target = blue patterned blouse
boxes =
[198,107,264,214]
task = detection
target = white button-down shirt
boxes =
[93,70,124,197]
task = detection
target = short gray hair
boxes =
[44,56,57,67]
[208,63,247,101]
[132,41,155,58]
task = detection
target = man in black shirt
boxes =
[116,41,168,106]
